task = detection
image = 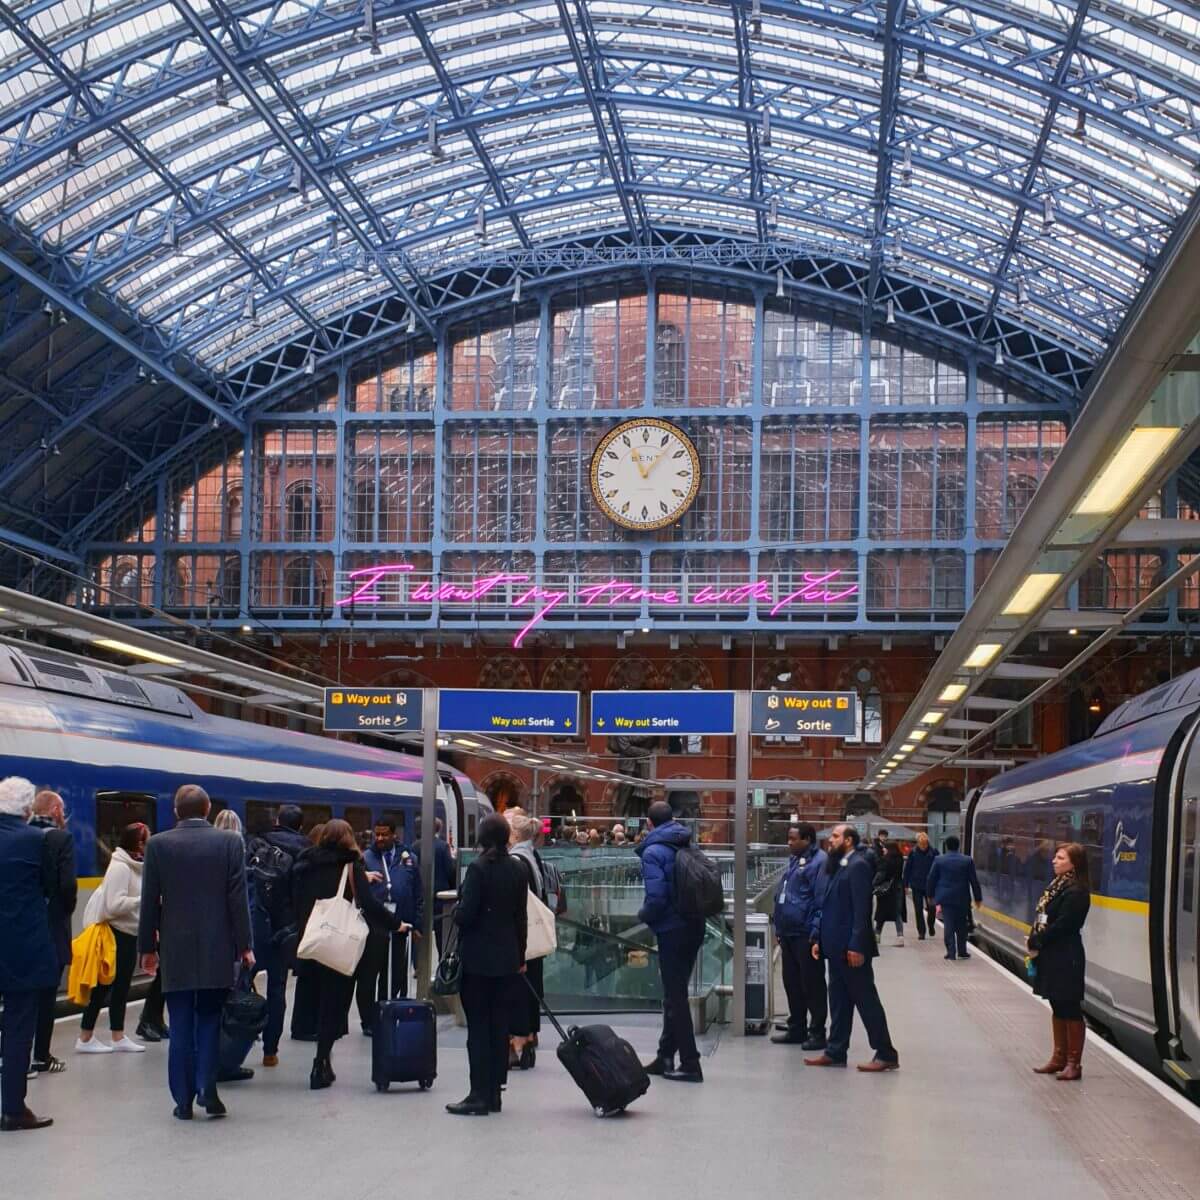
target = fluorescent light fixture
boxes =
[454,738,481,749]
[919,710,945,725]
[909,729,927,741]
[490,749,515,758]
[1073,427,1181,516]
[900,743,915,752]
[91,638,183,666]
[939,683,967,703]
[964,643,1002,669]
[1002,572,1063,616]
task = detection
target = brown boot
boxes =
[1056,1020,1085,1081]
[1032,1017,1067,1074]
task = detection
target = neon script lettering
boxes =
[337,564,859,648]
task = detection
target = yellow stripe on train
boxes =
[976,893,1150,935]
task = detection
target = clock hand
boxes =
[630,450,650,480]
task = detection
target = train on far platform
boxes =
[0,643,490,896]
[966,665,1200,1094]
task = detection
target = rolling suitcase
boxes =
[371,933,437,1093]
[218,967,268,1078]
[528,977,650,1117]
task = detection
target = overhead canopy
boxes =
[0,0,1199,555]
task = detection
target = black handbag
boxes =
[222,966,268,1039]
[432,916,462,997]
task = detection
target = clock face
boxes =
[590,418,701,531]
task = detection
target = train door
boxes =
[1173,738,1200,1064]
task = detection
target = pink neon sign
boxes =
[337,563,859,649]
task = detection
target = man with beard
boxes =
[805,824,899,1073]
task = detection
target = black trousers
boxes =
[141,969,165,1028]
[910,889,930,938]
[461,972,518,1100]
[81,929,137,1033]
[355,929,409,1028]
[779,935,827,1036]
[0,987,37,1117]
[33,968,64,1063]
[826,955,897,1064]
[655,922,705,1069]
[942,904,969,958]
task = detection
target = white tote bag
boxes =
[296,863,369,977]
[525,890,558,961]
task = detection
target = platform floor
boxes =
[8,939,1200,1198]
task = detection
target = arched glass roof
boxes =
[0,0,1198,553]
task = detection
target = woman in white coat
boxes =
[76,823,149,1054]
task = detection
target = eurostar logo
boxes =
[1112,820,1138,864]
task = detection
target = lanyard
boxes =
[380,849,392,891]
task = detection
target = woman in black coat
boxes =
[447,813,528,1117]
[873,842,905,945]
[1028,842,1091,1081]
[291,820,408,1090]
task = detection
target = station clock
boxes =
[589,418,701,531]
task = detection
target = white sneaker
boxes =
[75,1038,113,1054]
[110,1036,145,1053]
[896,937,905,946]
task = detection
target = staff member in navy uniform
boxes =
[805,824,899,1073]
[925,835,982,961]
[357,818,423,1031]
[772,824,829,1049]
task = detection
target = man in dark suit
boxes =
[0,776,58,1131]
[805,824,899,1073]
[139,784,254,1121]
[926,835,982,961]
[28,789,77,1076]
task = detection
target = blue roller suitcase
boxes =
[371,936,436,1092]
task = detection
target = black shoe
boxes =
[361,1024,373,1038]
[172,1104,193,1121]
[519,1043,536,1071]
[663,1065,704,1083]
[217,1067,254,1083]
[917,935,925,941]
[643,1057,673,1076]
[771,1030,806,1045]
[488,1088,502,1113]
[323,1058,336,1086]
[136,1022,162,1044]
[30,1056,66,1075]
[960,952,971,959]
[0,1108,53,1132]
[800,1035,827,1051]
[310,1057,332,1091]
[944,953,956,960]
[446,1095,490,1116]
[198,1089,226,1118]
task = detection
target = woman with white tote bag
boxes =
[506,809,556,1071]
[292,820,410,1090]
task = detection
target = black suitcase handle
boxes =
[522,970,568,1043]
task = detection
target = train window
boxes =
[344,806,373,842]
[1081,809,1104,891]
[245,802,277,837]
[94,792,157,872]
[300,806,332,835]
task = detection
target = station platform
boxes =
[7,940,1200,1198]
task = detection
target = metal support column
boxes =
[416,687,440,1001]
[730,688,750,1035]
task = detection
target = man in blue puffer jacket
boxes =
[772,824,829,1049]
[636,801,706,1084]
[902,832,938,941]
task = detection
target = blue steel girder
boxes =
[0,1,334,362]
[866,0,903,309]
[405,9,533,252]
[554,0,648,248]
[0,527,84,566]
[166,0,437,340]
[980,0,1093,342]
[729,0,767,244]
[204,0,435,311]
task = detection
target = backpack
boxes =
[247,836,295,929]
[672,845,725,918]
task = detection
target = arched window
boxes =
[655,322,684,404]
[285,482,321,541]
[219,556,241,607]
[114,558,140,600]
[222,486,243,540]
[283,556,326,608]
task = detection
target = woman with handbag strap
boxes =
[291,820,409,1090]
[505,808,550,1072]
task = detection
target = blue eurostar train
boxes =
[0,643,488,897]
[966,666,1200,1093]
